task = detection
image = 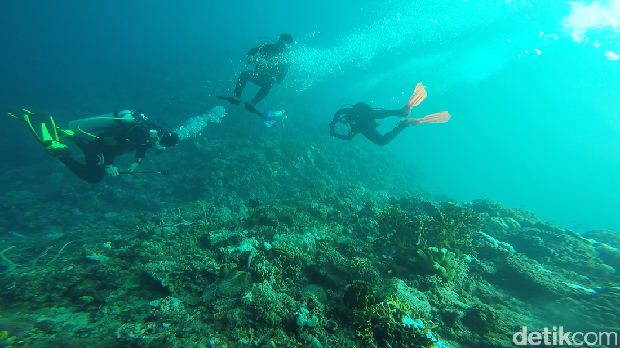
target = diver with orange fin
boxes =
[329,83,451,146]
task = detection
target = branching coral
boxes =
[416,247,461,281]
[353,296,438,348]
[376,205,426,255]
[426,202,482,256]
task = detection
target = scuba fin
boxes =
[8,109,71,157]
[408,83,427,107]
[264,110,286,127]
[418,111,451,124]
[400,111,451,126]
[216,96,242,105]
[244,102,266,117]
[403,83,427,116]
[215,96,266,118]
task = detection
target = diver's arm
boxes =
[332,132,356,141]
[129,147,146,172]
[135,146,147,160]
[275,60,291,83]
[247,46,260,56]
[129,158,142,172]
[329,108,350,125]
[102,150,115,165]
[247,45,267,65]
[103,154,119,176]
[329,109,355,140]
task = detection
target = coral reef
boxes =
[0,119,617,348]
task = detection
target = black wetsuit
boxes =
[234,41,291,106]
[329,102,407,146]
[59,123,151,183]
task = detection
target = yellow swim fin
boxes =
[8,109,70,157]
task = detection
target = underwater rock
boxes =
[486,253,566,299]
[480,215,521,239]
[593,242,620,271]
[473,231,516,258]
[460,306,500,336]
[500,227,617,283]
[472,198,538,228]
[471,198,505,216]
[583,229,620,249]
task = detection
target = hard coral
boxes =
[427,202,482,257]
[416,247,462,282]
[354,296,438,348]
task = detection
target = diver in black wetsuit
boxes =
[236,33,294,106]
[218,34,294,111]
[9,108,179,184]
[329,83,451,146]
[329,103,412,146]
[58,110,179,183]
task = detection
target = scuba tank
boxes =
[67,110,144,138]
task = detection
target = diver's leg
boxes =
[372,109,408,120]
[58,146,105,184]
[250,84,273,106]
[65,136,89,150]
[234,71,253,98]
[362,123,407,146]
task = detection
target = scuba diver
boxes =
[217,33,294,117]
[8,109,179,184]
[329,83,451,146]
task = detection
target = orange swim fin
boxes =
[400,111,451,126]
[409,83,427,107]
[403,83,427,116]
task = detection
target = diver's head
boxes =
[157,130,179,148]
[278,33,294,47]
[351,102,373,116]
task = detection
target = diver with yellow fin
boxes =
[9,109,179,183]
[329,83,451,146]
[7,109,72,157]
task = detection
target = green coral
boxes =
[376,202,481,259]
[376,205,425,255]
[426,202,482,256]
[343,282,376,311]
[354,296,438,348]
[416,247,460,281]
[377,206,417,236]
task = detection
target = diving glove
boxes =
[105,165,119,176]
[128,161,140,172]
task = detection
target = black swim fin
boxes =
[8,109,71,157]
[216,96,242,105]
[244,102,265,117]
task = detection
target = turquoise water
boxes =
[287,0,620,233]
[1,1,620,347]
[1,1,618,229]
